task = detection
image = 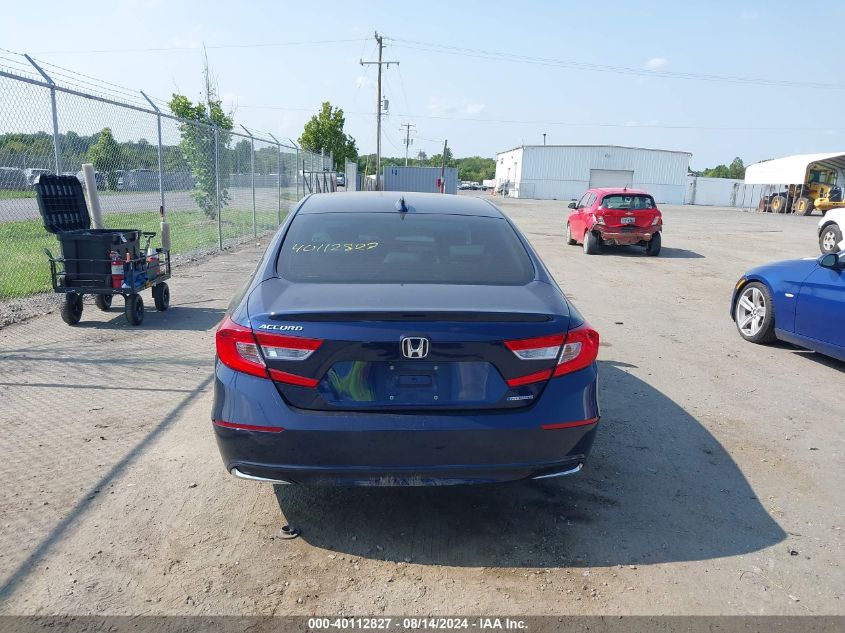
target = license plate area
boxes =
[621,216,636,225]
[318,360,508,408]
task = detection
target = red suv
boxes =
[566,188,662,256]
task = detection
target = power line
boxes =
[31,38,367,55]
[388,36,845,91]
[234,105,845,131]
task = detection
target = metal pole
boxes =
[214,126,222,250]
[240,125,257,237]
[141,91,165,213]
[268,133,282,225]
[25,54,61,174]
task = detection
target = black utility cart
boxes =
[37,174,171,326]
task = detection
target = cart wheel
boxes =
[125,294,144,326]
[61,293,83,326]
[94,294,113,311]
[152,282,170,311]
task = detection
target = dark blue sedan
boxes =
[212,192,600,486]
[731,251,845,361]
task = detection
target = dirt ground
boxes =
[0,196,842,616]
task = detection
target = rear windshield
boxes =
[277,212,535,285]
[601,194,655,210]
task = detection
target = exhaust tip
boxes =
[230,467,292,485]
[532,462,583,480]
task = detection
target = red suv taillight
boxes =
[504,323,599,386]
[215,317,322,387]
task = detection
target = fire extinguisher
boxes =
[110,251,124,289]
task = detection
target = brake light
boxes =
[651,215,661,226]
[255,331,322,361]
[505,333,564,360]
[216,317,322,387]
[553,323,600,376]
[593,214,605,225]
[216,317,267,378]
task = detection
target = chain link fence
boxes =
[0,53,334,304]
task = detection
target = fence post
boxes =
[296,148,301,199]
[140,91,165,213]
[214,126,222,250]
[240,125,257,238]
[24,55,61,174]
[268,134,283,225]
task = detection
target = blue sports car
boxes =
[731,251,845,362]
[212,192,600,486]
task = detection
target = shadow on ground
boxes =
[73,305,224,331]
[601,246,704,259]
[274,360,784,568]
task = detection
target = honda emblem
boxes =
[401,336,430,359]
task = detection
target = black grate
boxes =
[35,174,91,234]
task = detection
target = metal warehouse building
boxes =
[494,145,692,203]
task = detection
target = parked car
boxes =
[459,181,472,190]
[0,167,28,190]
[24,168,52,186]
[731,252,845,361]
[74,170,106,190]
[818,208,844,254]
[336,172,346,187]
[212,192,601,486]
[566,188,662,256]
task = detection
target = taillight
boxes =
[553,323,599,376]
[504,334,564,360]
[255,331,322,361]
[216,317,322,387]
[216,317,267,378]
[651,215,661,226]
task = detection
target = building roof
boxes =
[590,187,651,196]
[496,144,692,157]
[299,191,503,217]
[744,152,845,185]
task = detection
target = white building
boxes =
[494,144,692,203]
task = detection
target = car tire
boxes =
[583,230,600,255]
[565,223,577,245]
[645,231,662,256]
[152,282,170,311]
[819,223,842,254]
[94,294,112,311]
[734,282,776,344]
[125,294,144,326]
[61,293,83,326]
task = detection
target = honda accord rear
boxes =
[212,192,600,486]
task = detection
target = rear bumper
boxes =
[596,227,659,245]
[211,361,600,486]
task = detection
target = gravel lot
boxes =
[0,196,842,616]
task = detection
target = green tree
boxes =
[702,157,745,179]
[169,93,233,219]
[87,127,122,190]
[299,102,358,170]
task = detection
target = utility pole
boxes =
[360,31,398,190]
[440,139,448,194]
[400,123,415,166]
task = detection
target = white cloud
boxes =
[427,96,486,117]
[164,37,201,50]
[356,75,374,90]
[644,57,668,71]
[624,120,659,127]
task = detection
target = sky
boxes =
[4,0,845,170]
